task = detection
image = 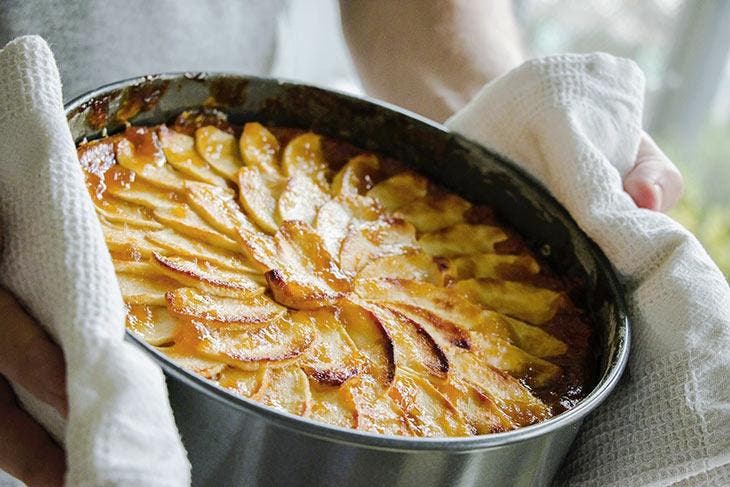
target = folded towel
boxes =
[447,53,730,486]
[0,36,190,487]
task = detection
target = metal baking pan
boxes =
[65,73,630,487]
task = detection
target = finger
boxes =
[0,378,65,486]
[624,131,684,212]
[0,289,67,417]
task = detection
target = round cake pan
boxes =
[65,73,630,487]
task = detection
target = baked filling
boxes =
[77,109,594,437]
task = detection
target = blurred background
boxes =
[272,0,730,277]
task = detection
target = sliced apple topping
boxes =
[194,125,243,181]
[366,171,429,211]
[153,204,241,252]
[151,252,264,298]
[166,287,285,325]
[502,316,567,357]
[331,154,379,197]
[159,125,228,186]
[104,165,181,210]
[240,122,281,175]
[100,220,163,260]
[116,130,185,191]
[125,305,181,346]
[418,223,508,257]
[433,376,515,434]
[94,195,163,230]
[218,366,269,397]
[147,228,256,273]
[357,252,444,285]
[282,133,329,186]
[339,218,418,274]
[237,166,285,234]
[397,193,472,233]
[277,173,331,224]
[448,253,540,280]
[185,181,259,238]
[298,309,363,386]
[160,350,227,379]
[345,374,411,436]
[117,272,179,306]
[253,365,313,416]
[452,279,563,325]
[309,384,358,429]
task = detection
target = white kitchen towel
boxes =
[447,53,730,486]
[0,36,191,486]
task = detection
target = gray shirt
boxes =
[0,0,282,100]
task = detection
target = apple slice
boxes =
[433,376,515,434]
[339,299,396,390]
[366,171,428,211]
[331,154,379,197]
[314,195,383,260]
[339,217,418,274]
[116,132,186,191]
[309,384,358,429]
[240,122,281,175]
[297,309,363,386]
[237,166,286,234]
[253,365,312,416]
[147,228,257,273]
[449,253,540,280]
[418,223,508,257]
[277,173,331,225]
[94,195,163,230]
[161,348,227,379]
[104,165,181,209]
[217,366,269,398]
[166,287,285,325]
[153,204,242,252]
[502,316,567,357]
[452,279,563,325]
[448,350,550,426]
[357,252,444,285]
[354,278,514,340]
[151,252,264,299]
[345,374,412,436]
[158,125,228,186]
[113,260,159,277]
[185,181,259,238]
[397,193,471,233]
[388,368,472,437]
[194,125,243,180]
[100,220,163,259]
[383,304,471,350]
[182,315,316,369]
[282,132,329,186]
[125,304,181,346]
[117,272,179,305]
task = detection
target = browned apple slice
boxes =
[153,204,242,252]
[125,305,181,346]
[147,228,257,273]
[95,195,163,230]
[185,181,259,238]
[116,131,186,191]
[467,330,561,388]
[502,316,567,357]
[194,125,243,180]
[345,374,412,436]
[240,122,281,175]
[113,260,159,277]
[354,278,514,340]
[418,223,508,257]
[314,195,383,260]
[357,252,444,285]
[366,171,428,211]
[282,132,329,186]
[101,220,164,260]
[237,166,286,234]
[383,304,471,350]
[397,193,471,233]
[151,252,264,299]
[159,125,228,186]
[309,384,358,429]
[448,351,550,426]
[160,348,227,379]
[433,376,515,434]
[253,365,312,416]
[388,368,472,437]
[117,272,179,305]
[338,300,396,390]
[296,309,363,386]
[104,165,181,209]
[339,217,418,274]
[166,287,286,325]
[181,315,316,369]
[217,366,269,397]
[236,228,279,272]
[331,154,379,197]
[452,279,563,325]
[449,253,540,280]
[277,173,331,224]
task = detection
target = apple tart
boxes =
[77,110,595,437]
